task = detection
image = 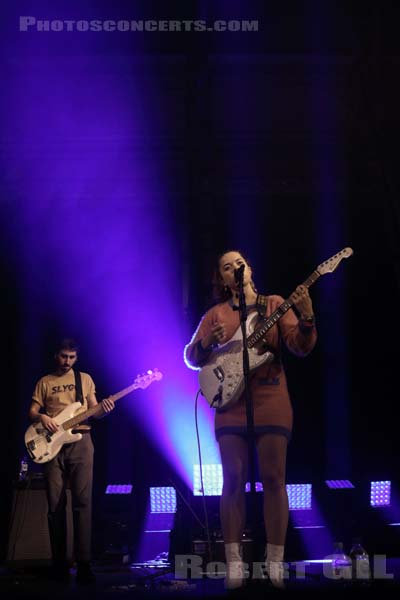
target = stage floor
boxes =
[1,558,400,599]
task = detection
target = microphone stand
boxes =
[235,268,260,578]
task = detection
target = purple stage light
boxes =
[155,382,219,491]
[105,484,133,495]
[1,47,220,491]
[245,482,263,493]
[144,513,175,533]
[194,465,312,510]
[136,490,176,562]
[287,484,312,510]
[325,480,355,489]
[290,501,332,559]
[150,486,177,513]
[193,464,223,496]
[370,481,391,507]
[244,482,313,509]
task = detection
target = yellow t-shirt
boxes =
[32,370,95,418]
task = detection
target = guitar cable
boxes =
[194,388,214,564]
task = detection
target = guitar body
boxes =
[198,312,274,410]
[25,402,86,464]
[198,247,354,410]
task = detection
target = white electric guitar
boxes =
[198,248,353,410]
[25,369,163,464]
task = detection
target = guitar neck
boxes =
[247,270,320,348]
[62,382,139,431]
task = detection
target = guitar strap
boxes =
[73,369,84,405]
[72,369,92,433]
[256,294,269,318]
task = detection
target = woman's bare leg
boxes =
[218,434,249,543]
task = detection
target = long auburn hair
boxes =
[211,249,257,303]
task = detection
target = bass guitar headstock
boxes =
[133,368,163,389]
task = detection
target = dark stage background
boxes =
[1,1,399,564]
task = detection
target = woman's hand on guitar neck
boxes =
[291,285,314,319]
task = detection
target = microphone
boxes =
[234,264,245,283]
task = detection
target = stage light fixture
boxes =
[287,484,312,510]
[105,484,133,495]
[193,464,223,496]
[150,486,177,513]
[325,480,354,489]
[370,480,391,507]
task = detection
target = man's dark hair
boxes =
[55,338,79,354]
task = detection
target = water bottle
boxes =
[332,542,352,580]
[349,538,371,582]
[19,456,29,481]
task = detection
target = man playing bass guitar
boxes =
[28,338,114,585]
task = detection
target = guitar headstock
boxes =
[134,368,163,389]
[317,247,354,275]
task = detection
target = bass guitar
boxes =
[198,248,353,409]
[25,368,163,464]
